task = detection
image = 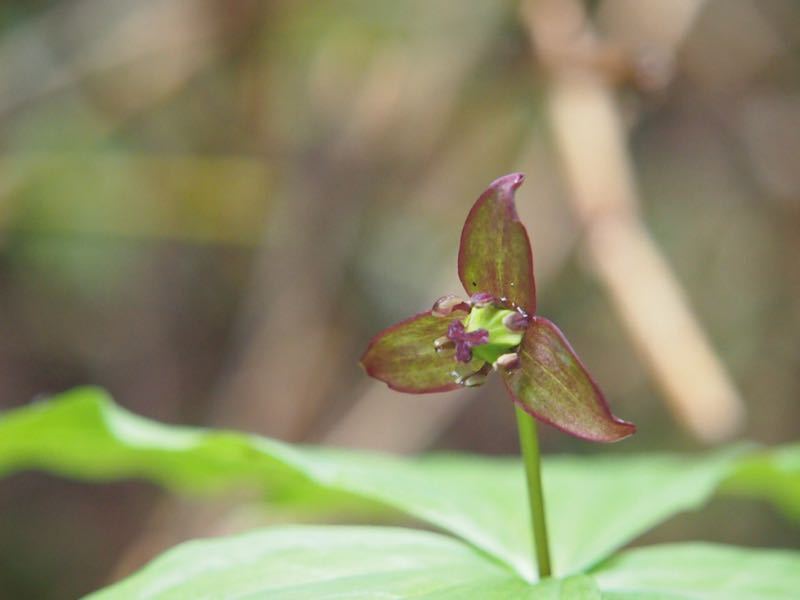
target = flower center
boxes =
[445,301,526,365]
[463,304,525,364]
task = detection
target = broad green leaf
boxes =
[593,543,800,599]
[286,449,748,580]
[503,316,635,442]
[535,450,747,576]
[87,526,599,600]
[723,443,800,521]
[88,526,800,599]
[458,172,536,313]
[0,388,748,581]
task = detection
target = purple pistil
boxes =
[447,320,489,363]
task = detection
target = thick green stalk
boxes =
[515,405,552,579]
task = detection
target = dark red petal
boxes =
[502,316,635,442]
[458,173,536,313]
[360,311,464,393]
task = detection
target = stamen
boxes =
[453,363,492,387]
[434,336,454,350]
[432,295,469,317]
[461,373,487,387]
[503,311,529,332]
[434,336,455,356]
[493,352,520,371]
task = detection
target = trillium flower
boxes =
[361,173,635,442]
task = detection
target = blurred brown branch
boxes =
[521,0,744,442]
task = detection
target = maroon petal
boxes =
[502,316,635,442]
[458,173,536,313]
[361,311,470,393]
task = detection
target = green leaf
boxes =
[536,450,748,577]
[289,449,747,581]
[86,526,800,600]
[723,443,800,522]
[503,316,635,442]
[458,173,536,313]
[87,525,599,600]
[0,388,748,581]
[593,543,800,599]
[87,526,800,599]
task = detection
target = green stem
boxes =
[515,405,552,579]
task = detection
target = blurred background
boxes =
[0,0,798,597]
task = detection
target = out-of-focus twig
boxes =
[209,166,356,439]
[521,0,744,442]
[0,0,220,120]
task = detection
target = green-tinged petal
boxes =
[503,316,635,442]
[361,311,480,393]
[458,173,536,313]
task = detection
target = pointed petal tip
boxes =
[490,172,525,193]
[458,173,536,312]
[512,399,637,443]
[599,417,637,442]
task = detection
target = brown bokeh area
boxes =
[0,1,798,597]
